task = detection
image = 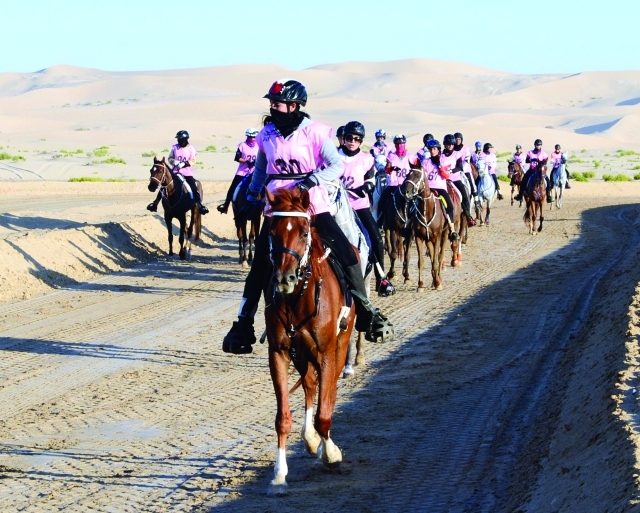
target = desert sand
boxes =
[1,60,640,512]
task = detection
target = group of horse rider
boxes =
[513,140,571,203]
[146,78,573,356]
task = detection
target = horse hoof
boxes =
[404,278,411,285]
[241,260,249,269]
[435,284,443,291]
[179,251,186,260]
[417,285,426,292]
[355,355,365,367]
[267,481,289,497]
[342,364,355,379]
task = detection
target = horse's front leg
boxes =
[187,207,195,240]
[294,359,321,454]
[387,229,396,280]
[315,352,342,468]
[416,236,425,292]
[165,215,174,256]
[178,217,187,260]
[538,206,544,233]
[268,349,293,496]
[402,231,411,284]
[355,332,365,366]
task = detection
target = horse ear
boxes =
[265,189,275,205]
[299,189,310,211]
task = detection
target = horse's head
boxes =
[374,155,387,173]
[148,157,169,192]
[401,157,425,201]
[267,188,313,295]
[476,158,488,177]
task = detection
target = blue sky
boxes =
[2,0,639,74]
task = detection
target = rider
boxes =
[336,125,345,148]
[377,134,414,222]
[443,134,476,227]
[146,130,209,215]
[482,142,504,200]
[423,139,459,241]
[417,133,434,163]
[453,132,478,200]
[370,129,392,158]
[471,140,483,167]
[339,121,396,297]
[549,144,571,189]
[514,139,549,203]
[221,79,394,354]
[512,144,525,166]
[217,128,260,214]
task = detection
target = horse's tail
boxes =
[289,377,303,395]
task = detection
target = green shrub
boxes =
[0,152,25,161]
[634,174,640,180]
[496,152,511,158]
[107,178,127,182]
[11,155,26,161]
[94,146,109,157]
[568,157,585,163]
[497,174,510,182]
[205,145,217,152]
[602,174,632,182]
[162,148,169,152]
[633,165,640,170]
[581,149,587,153]
[593,160,601,169]
[582,171,596,178]
[141,151,156,157]
[221,146,232,153]
[69,176,105,182]
[571,173,588,182]
[616,150,639,157]
[103,157,126,165]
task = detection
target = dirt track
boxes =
[1,184,640,512]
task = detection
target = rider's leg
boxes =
[218,174,244,213]
[565,166,571,188]
[147,191,162,212]
[313,212,394,342]
[376,186,395,227]
[434,189,459,241]
[222,218,271,354]
[492,174,504,200]
[545,175,552,203]
[465,171,477,197]
[515,169,533,201]
[355,207,395,296]
[453,179,476,226]
[184,175,209,214]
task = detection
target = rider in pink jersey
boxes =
[146,130,209,214]
[443,134,476,227]
[482,142,503,200]
[416,133,434,163]
[222,79,393,354]
[470,141,483,169]
[549,143,571,189]
[369,129,392,158]
[217,128,260,214]
[339,121,396,297]
[453,132,481,200]
[423,139,459,241]
[512,145,526,166]
[515,139,550,202]
[377,134,415,221]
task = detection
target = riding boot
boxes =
[198,202,210,215]
[546,179,553,203]
[147,191,162,212]
[565,169,571,189]
[222,298,258,354]
[514,184,524,202]
[344,264,394,343]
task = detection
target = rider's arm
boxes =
[248,150,268,194]
[234,148,243,163]
[168,147,176,166]
[302,138,344,188]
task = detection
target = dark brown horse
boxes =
[508,160,525,207]
[380,186,412,283]
[523,162,547,234]
[231,176,263,267]
[148,157,202,260]
[401,159,449,291]
[446,180,464,266]
[264,188,355,496]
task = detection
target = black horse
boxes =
[148,157,202,260]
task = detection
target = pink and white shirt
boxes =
[526,149,548,170]
[170,144,197,177]
[483,152,497,175]
[235,141,259,177]
[339,149,375,210]
[386,151,415,187]
[456,145,472,175]
[258,121,333,216]
[442,151,461,181]
[512,152,526,166]
[423,157,447,190]
[549,150,563,168]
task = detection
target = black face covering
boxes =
[178,138,189,148]
[453,143,463,151]
[443,148,453,157]
[431,155,441,166]
[269,108,304,139]
[340,144,360,157]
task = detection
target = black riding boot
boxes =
[222,298,258,354]
[565,168,571,189]
[545,177,553,203]
[147,191,162,212]
[344,264,394,343]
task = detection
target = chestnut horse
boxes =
[523,162,547,234]
[446,180,464,266]
[508,160,525,207]
[401,160,449,290]
[264,188,355,496]
[232,176,263,267]
[148,157,201,259]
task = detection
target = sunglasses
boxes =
[344,135,362,143]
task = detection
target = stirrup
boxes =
[377,278,396,297]
[365,311,394,343]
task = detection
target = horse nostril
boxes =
[287,273,297,283]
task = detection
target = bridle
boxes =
[149,160,185,209]
[405,167,438,229]
[269,211,312,275]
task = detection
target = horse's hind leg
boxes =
[268,349,292,496]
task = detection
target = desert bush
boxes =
[94,146,109,157]
[634,174,640,180]
[141,151,156,157]
[582,171,596,178]
[496,152,511,158]
[497,174,510,182]
[593,160,601,169]
[571,173,588,182]
[103,157,126,165]
[602,174,632,182]
[617,150,639,157]
[205,145,217,152]
[69,176,104,182]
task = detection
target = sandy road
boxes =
[0,192,638,512]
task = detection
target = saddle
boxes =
[431,190,449,209]
[446,180,462,203]
[317,234,353,310]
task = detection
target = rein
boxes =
[405,169,437,229]
[268,210,322,340]
[150,161,186,209]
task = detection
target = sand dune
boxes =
[0,59,638,181]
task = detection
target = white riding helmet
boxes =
[245,128,259,137]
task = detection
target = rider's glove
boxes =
[359,181,375,195]
[182,161,191,168]
[296,176,317,193]
[247,160,255,170]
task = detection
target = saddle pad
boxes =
[319,235,353,309]
[447,181,462,202]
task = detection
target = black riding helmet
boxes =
[423,133,434,145]
[534,139,543,146]
[483,142,493,153]
[264,79,308,106]
[176,130,189,147]
[555,144,561,150]
[393,134,407,145]
[336,125,345,137]
[443,134,456,146]
[343,121,365,138]
[454,132,463,141]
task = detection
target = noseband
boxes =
[269,211,312,277]
[149,161,171,186]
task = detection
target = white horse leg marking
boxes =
[267,447,289,495]
[302,408,321,454]
[320,434,342,467]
